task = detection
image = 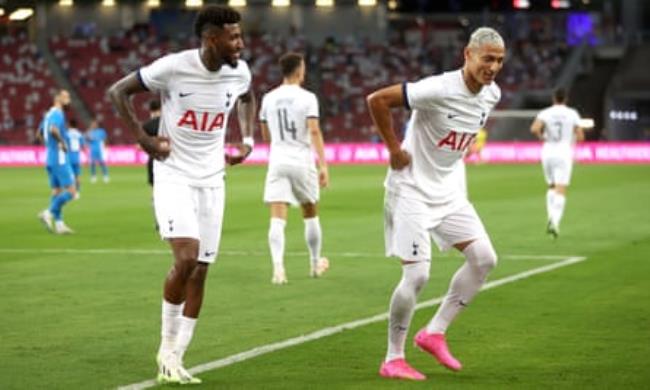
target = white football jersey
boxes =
[259,84,319,167]
[385,69,500,204]
[67,128,83,152]
[536,104,581,157]
[139,49,251,187]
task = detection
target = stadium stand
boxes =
[0,10,618,145]
[0,32,60,145]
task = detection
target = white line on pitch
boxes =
[116,255,586,390]
[0,248,576,261]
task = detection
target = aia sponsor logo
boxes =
[437,131,476,152]
[177,110,225,132]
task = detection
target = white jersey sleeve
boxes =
[259,94,268,122]
[307,92,319,118]
[405,76,446,111]
[138,54,178,92]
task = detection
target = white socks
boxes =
[427,239,497,334]
[175,316,197,362]
[158,300,183,358]
[304,217,322,268]
[159,301,197,362]
[552,193,566,229]
[269,216,322,272]
[546,190,566,229]
[386,261,430,362]
[268,218,286,269]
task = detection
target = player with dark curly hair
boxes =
[108,5,256,384]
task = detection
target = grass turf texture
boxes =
[0,164,648,389]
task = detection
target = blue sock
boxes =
[90,163,96,176]
[49,191,73,221]
[101,163,108,177]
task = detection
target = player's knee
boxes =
[402,261,430,294]
[188,263,209,286]
[268,218,286,241]
[173,249,199,278]
[464,239,497,274]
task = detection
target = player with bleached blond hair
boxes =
[530,87,584,238]
[367,27,505,381]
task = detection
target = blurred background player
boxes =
[67,118,85,198]
[259,52,330,285]
[530,87,584,238]
[37,89,76,234]
[109,4,255,385]
[86,118,110,183]
[367,27,504,381]
[467,127,488,163]
[143,99,162,187]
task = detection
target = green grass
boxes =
[0,164,649,389]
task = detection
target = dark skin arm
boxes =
[107,72,170,160]
[366,84,411,170]
[226,89,256,166]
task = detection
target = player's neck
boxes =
[199,47,225,72]
[461,68,482,95]
[283,77,301,85]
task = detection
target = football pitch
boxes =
[1,164,649,389]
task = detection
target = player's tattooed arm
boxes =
[366,84,411,170]
[237,89,257,157]
[226,89,257,166]
[108,72,170,160]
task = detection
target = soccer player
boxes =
[259,52,330,285]
[86,118,109,183]
[67,119,85,198]
[143,99,161,187]
[530,87,584,238]
[366,27,505,380]
[108,5,255,385]
[38,89,76,234]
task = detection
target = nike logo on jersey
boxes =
[447,114,459,119]
[203,251,216,258]
[179,92,194,98]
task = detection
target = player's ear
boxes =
[463,46,472,62]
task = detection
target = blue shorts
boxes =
[70,162,81,177]
[46,164,74,189]
[90,152,105,163]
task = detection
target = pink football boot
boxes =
[414,329,462,371]
[379,358,426,381]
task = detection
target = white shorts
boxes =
[384,191,489,261]
[154,181,225,263]
[542,155,573,186]
[263,164,319,206]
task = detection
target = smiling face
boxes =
[464,43,506,88]
[207,23,244,68]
